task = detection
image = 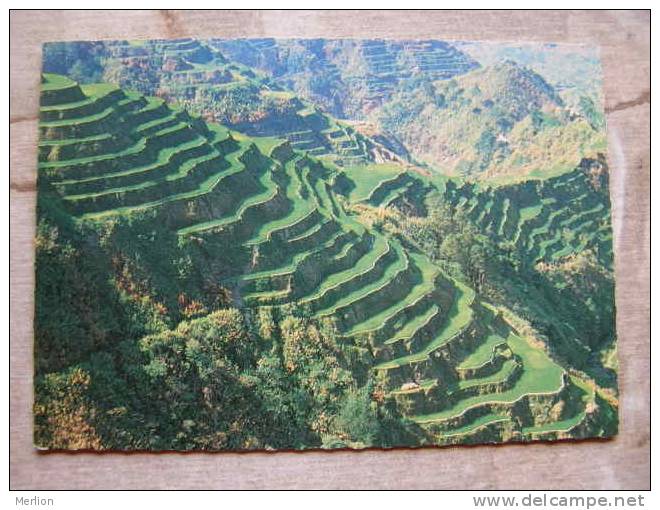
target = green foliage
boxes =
[34,367,103,450]
[394,198,494,291]
[43,42,105,83]
[34,213,132,374]
[334,384,381,446]
[34,307,408,450]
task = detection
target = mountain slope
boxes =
[42,38,408,167]
[35,73,616,450]
[454,41,604,111]
[208,39,606,183]
[377,60,606,181]
[212,38,479,119]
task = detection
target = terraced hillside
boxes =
[43,38,406,167]
[331,162,434,217]
[209,40,606,183]
[35,73,616,450]
[44,38,607,181]
[212,38,479,117]
[442,156,613,269]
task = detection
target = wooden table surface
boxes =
[9,10,650,490]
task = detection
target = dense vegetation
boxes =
[34,38,617,451]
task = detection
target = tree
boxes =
[335,385,381,446]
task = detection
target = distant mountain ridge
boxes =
[208,39,606,182]
[212,38,479,119]
[375,60,605,181]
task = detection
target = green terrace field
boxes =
[340,163,405,203]
[94,38,381,167]
[375,279,475,370]
[443,166,614,268]
[35,72,615,449]
[411,333,565,426]
[332,161,433,214]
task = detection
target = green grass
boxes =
[559,203,605,229]
[39,132,112,147]
[522,377,593,435]
[244,204,318,247]
[315,239,409,317]
[79,141,250,221]
[179,177,279,235]
[497,198,510,236]
[134,113,179,136]
[41,73,76,91]
[242,232,361,304]
[527,209,565,250]
[287,217,329,243]
[42,136,149,171]
[298,233,388,305]
[311,172,337,213]
[80,83,120,97]
[261,90,296,101]
[549,242,576,260]
[241,228,348,282]
[63,138,215,200]
[330,232,359,260]
[244,156,315,245]
[130,96,165,114]
[380,180,414,207]
[296,104,317,117]
[39,105,115,129]
[465,196,481,217]
[522,413,584,435]
[385,305,440,346]
[513,204,543,244]
[206,126,233,148]
[176,151,278,235]
[536,230,564,260]
[252,136,287,156]
[40,96,96,113]
[457,359,518,390]
[45,121,193,174]
[57,136,209,187]
[518,204,543,221]
[455,195,469,209]
[475,199,493,225]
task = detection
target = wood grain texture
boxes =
[9,9,650,490]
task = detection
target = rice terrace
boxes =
[34,38,617,451]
